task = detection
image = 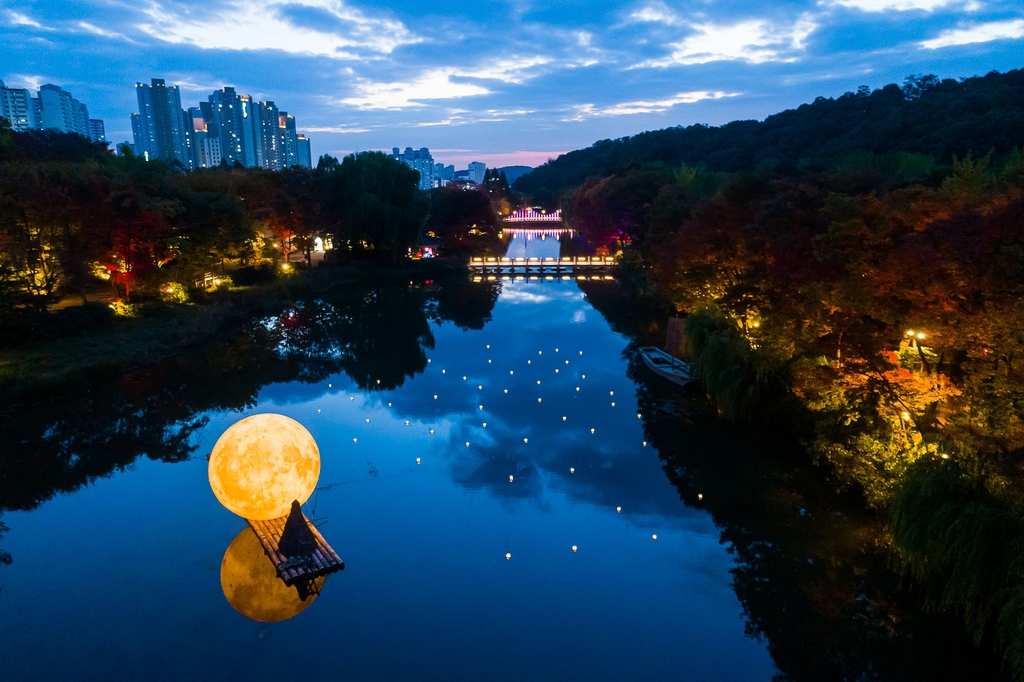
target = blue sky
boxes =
[1,0,1022,168]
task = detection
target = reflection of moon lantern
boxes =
[208,414,320,520]
[220,528,324,622]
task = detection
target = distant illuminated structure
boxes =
[504,209,563,223]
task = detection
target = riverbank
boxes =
[0,259,467,403]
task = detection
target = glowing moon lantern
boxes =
[220,528,324,623]
[208,413,320,520]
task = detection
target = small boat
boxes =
[639,347,693,387]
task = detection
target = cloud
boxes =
[339,58,550,110]
[7,74,46,91]
[137,0,418,58]
[78,22,134,42]
[628,3,684,26]
[828,0,962,10]
[303,125,371,133]
[564,91,740,120]
[920,18,1024,48]
[637,16,818,66]
[4,9,43,28]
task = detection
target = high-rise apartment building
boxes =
[1,80,105,142]
[467,161,486,184]
[129,79,312,171]
[391,147,437,190]
[132,78,189,166]
[0,80,39,132]
[296,135,312,169]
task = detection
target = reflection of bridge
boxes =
[503,227,573,239]
[504,208,562,223]
[470,256,617,272]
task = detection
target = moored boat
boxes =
[638,346,693,387]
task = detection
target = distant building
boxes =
[296,134,312,169]
[130,78,311,171]
[467,161,486,184]
[88,119,106,143]
[390,146,438,190]
[0,80,39,131]
[132,78,189,167]
[1,80,103,140]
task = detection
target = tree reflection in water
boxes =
[0,276,500,518]
[629,356,1006,681]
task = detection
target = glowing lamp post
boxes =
[208,413,320,520]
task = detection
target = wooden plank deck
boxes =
[247,514,345,587]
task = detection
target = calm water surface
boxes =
[0,272,778,680]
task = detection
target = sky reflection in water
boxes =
[1,278,776,681]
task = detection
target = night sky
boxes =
[1,0,1022,167]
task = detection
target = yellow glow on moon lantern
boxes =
[220,527,324,622]
[208,413,320,520]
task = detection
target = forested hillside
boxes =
[515,69,1024,196]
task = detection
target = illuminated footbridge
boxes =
[469,256,618,272]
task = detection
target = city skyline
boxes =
[1,1,1022,168]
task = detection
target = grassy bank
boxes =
[0,259,466,401]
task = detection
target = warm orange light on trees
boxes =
[220,528,323,622]
[208,413,320,520]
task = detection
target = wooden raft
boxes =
[247,514,345,586]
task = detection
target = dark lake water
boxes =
[0,251,1007,680]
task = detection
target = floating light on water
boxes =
[572,545,577,552]
[539,351,543,355]
[427,360,431,364]
[442,370,446,374]
[697,493,703,501]
[637,413,642,418]
[510,370,514,375]
[582,374,586,379]
[317,409,321,414]
[487,344,491,349]
[478,385,483,390]
[405,420,410,425]
[570,467,575,473]
[555,348,559,352]
[208,414,320,520]
[509,475,514,482]
[565,360,569,365]
[488,360,492,364]
[537,398,542,402]
[430,429,435,434]
[504,389,508,394]
[590,428,595,434]
[353,438,357,443]
[579,351,583,355]
[463,376,467,381]
[616,506,622,513]
[506,552,512,560]
[483,422,487,428]
[479,405,484,410]
[611,402,615,407]
[388,403,392,407]
[376,379,380,384]
[328,383,332,388]
[537,380,541,385]
[576,387,580,392]
[524,438,529,443]
[434,395,438,400]
[610,391,614,396]
[350,397,354,401]
[652,534,658,541]
[643,441,647,447]
[555,369,559,374]
[527,360,531,365]
[466,442,470,447]
[562,416,567,421]
[416,458,421,464]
